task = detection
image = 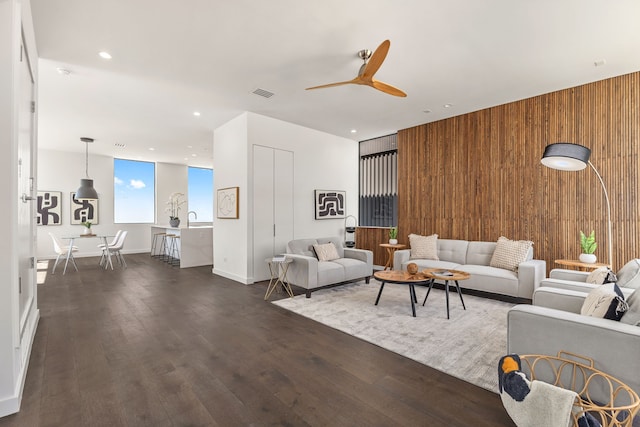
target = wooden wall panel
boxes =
[397,72,640,273]
[355,227,392,266]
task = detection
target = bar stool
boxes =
[151,232,167,258]
[165,234,180,266]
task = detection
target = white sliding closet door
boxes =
[253,146,294,282]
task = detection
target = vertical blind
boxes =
[359,135,398,227]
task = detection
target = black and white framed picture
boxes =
[70,192,99,225]
[36,191,62,226]
[314,190,346,219]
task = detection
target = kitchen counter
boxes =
[151,225,213,268]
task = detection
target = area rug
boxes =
[272,280,515,393]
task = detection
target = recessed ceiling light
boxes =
[148,147,155,151]
[99,51,112,60]
[350,129,357,133]
[187,145,193,149]
[191,154,197,157]
[443,103,453,108]
[193,111,201,117]
[56,67,71,75]
[423,109,432,114]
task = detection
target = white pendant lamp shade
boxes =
[76,137,98,200]
[540,142,591,171]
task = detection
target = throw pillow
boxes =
[489,236,533,272]
[313,242,340,262]
[586,267,617,285]
[581,283,628,321]
[620,288,640,326]
[409,233,438,260]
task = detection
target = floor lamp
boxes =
[541,142,613,267]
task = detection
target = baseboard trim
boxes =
[0,308,40,418]
[211,268,252,285]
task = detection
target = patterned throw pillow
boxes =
[586,267,617,285]
[313,242,340,262]
[409,233,439,260]
[581,283,628,321]
[489,236,533,272]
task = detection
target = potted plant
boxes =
[166,192,186,227]
[389,227,398,245]
[579,230,597,263]
[81,221,92,235]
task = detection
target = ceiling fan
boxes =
[306,39,407,97]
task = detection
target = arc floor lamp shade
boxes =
[76,137,98,200]
[541,142,591,171]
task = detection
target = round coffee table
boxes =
[422,268,469,319]
[373,270,431,317]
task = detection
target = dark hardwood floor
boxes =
[1,254,514,426]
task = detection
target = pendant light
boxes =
[75,137,99,200]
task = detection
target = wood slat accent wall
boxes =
[355,227,392,266]
[396,72,640,273]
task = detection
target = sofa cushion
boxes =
[287,238,318,257]
[581,283,627,321]
[313,242,340,261]
[316,262,345,287]
[456,264,519,297]
[617,259,640,289]
[466,241,497,266]
[620,288,640,326]
[490,236,533,272]
[333,258,371,280]
[437,239,469,264]
[409,233,438,260]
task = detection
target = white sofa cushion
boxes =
[409,233,438,260]
[620,288,640,326]
[490,236,533,272]
[317,262,345,287]
[466,241,497,266]
[617,259,640,289]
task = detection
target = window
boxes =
[359,134,398,227]
[188,167,214,222]
[114,159,155,223]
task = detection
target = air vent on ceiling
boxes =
[252,88,275,98]
[114,143,126,148]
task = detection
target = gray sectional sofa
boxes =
[285,237,373,298]
[393,238,546,300]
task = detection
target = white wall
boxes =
[212,112,359,284]
[37,149,189,259]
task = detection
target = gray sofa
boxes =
[393,238,546,300]
[285,237,373,298]
[507,286,640,401]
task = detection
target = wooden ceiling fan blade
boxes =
[305,79,356,90]
[361,40,390,80]
[371,80,407,97]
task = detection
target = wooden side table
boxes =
[379,243,407,270]
[555,259,611,271]
[422,268,469,319]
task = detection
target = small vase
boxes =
[169,218,180,228]
[389,239,398,245]
[82,227,91,235]
[579,253,597,264]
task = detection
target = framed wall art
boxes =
[217,186,239,219]
[315,190,346,219]
[70,192,99,225]
[36,191,62,226]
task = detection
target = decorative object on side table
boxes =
[81,221,93,236]
[389,226,398,245]
[166,192,186,227]
[579,230,597,264]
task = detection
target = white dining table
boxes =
[62,234,114,272]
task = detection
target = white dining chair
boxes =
[49,233,79,274]
[98,230,123,268]
[107,230,128,269]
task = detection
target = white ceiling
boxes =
[31,0,640,169]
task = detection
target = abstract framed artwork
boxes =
[217,186,239,219]
[36,191,62,226]
[315,190,346,219]
[70,192,99,225]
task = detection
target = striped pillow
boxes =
[489,236,533,272]
[409,233,439,260]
